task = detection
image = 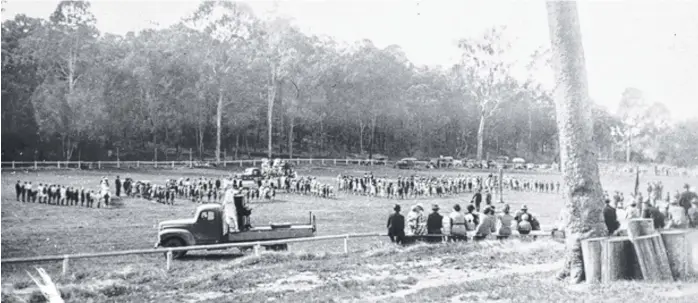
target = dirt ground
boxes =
[2,165,697,302]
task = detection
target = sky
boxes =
[3,0,698,120]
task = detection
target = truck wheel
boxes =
[162,237,187,259]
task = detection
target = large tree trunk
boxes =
[546,1,607,284]
[476,114,486,161]
[216,88,223,163]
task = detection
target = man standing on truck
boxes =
[222,189,239,232]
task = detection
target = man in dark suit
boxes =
[471,190,483,212]
[678,184,697,214]
[426,204,444,243]
[603,199,620,235]
[387,204,405,245]
[115,176,122,197]
[642,201,666,229]
[15,180,21,201]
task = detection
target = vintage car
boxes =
[394,157,418,169]
[155,198,316,259]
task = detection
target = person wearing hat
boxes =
[474,206,497,240]
[448,204,467,242]
[387,204,405,244]
[496,204,515,240]
[641,200,666,230]
[603,198,620,235]
[407,204,427,236]
[514,205,541,232]
[688,198,698,228]
[666,197,689,229]
[678,184,698,215]
[426,204,444,243]
[625,200,641,220]
[471,189,483,212]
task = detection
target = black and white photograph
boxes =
[1,0,698,302]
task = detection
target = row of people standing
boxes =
[14,180,109,208]
[338,173,496,199]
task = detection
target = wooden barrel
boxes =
[632,234,674,281]
[660,230,689,279]
[606,237,643,281]
[582,236,643,283]
[660,229,698,279]
[581,237,606,283]
[627,219,655,239]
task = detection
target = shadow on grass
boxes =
[177,252,245,262]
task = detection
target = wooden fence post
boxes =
[34,162,38,170]
[57,162,60,169]
[166,250,173,271]
[334,159,337,165]
[310,158,313,165]
[172,161,175,168]
[12,161,15,169]
[62,255,69,277]
[137,161,140,168]
[322,159,325,165]
[155,160,158,168]
[254,243,261,257]
[344,235,349,254]
[98,161,101,169]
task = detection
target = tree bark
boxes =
[288,119,294,159]
[625,135,631,163]
[476,114,486,161]
[368,114,377,159]
[267,68,277,159]
[216,88,223,163]
[359,119,365,154]
[546,1,607,284]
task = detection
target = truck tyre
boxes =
[162,237,187,259]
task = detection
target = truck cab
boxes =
[155,200,316,258]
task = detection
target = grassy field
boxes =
[2,165,697,302]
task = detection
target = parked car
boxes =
[394,157,418,169]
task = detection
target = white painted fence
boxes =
[0,158,399,170]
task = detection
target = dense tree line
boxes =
[2,1,696,166]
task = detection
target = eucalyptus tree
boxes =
[20,0,102,160]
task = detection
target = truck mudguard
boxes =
[158,228,196,246]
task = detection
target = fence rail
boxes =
[0,159,399,170]
[1,230,555,276]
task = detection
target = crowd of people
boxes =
[501,176,560,194]
[336,173,498,199]
[386,201,542,244]
[336,173,563,199]
[14,178,112,208]
[604,183,698,232]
